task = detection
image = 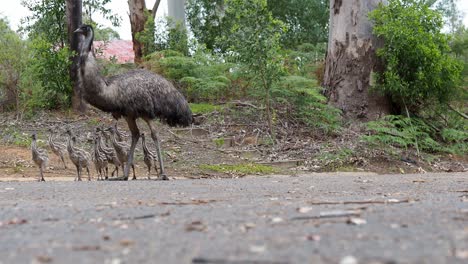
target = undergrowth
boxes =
[199,163,278,175]
[363,115,467,155]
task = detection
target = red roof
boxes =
[94,40,134,63]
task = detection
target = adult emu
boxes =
[74,24,192,180]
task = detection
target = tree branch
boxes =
[151,0,162,18]
[447,104,468,120]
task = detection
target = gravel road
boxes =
[0,172,467,264]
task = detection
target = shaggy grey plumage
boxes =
[141,133,158,180]
[74,24,192,180]
[48,129,67,169]
[66,130,91,181]
[31,133,48,182]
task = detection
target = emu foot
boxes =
[107,176,129,181]
[158,174,169,181]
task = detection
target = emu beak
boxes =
[74,28,83,34]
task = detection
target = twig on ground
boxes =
[308,198,415,205]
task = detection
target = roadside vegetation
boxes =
[0,0,467,176]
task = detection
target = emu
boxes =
[92,134,108,181]
[48,128,67,169]
[74,24,192,180]
[66,130,91,181]
[107,126,136,180]
[31,133,48,182]
[141,133,159,179]
[96,127,121,178]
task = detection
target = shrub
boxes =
[369,0,463,113]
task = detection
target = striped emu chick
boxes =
[96,127,121,178]
[108,127,136,180]
[48,128,67,169]
[141,133,159,179]
[93,135,108,180]
[31,133,48,182]
[66,130,91,181]
[113,123,127,142]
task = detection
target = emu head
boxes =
[74,24,94,53]
[73,24,93,37]
[31,133,37,140]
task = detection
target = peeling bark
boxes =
[323,0,391,121]
[128,0,147,64]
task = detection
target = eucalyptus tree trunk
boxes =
[66,0,86,113]
[168,0,186,26]
[128,0,147,64]
[323,0,391,121]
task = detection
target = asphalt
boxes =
[0,172,467,264]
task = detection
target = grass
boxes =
[199,163,278,175]
[212,138,225,148]
[189,103,223,115]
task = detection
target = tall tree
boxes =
[323,0,391,120]
[66,0,85,112]
[128,0,162,64]
[168,0,187,26]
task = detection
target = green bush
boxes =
[272,76,341,134]
[370,0,463,112]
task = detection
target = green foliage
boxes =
[136,10,156,57]
[363,115,467,154]
[369,0,463,112]
[199,163,278,175]
[451,26,468,58]
[186,0,329,50]
[220,0,286,133]
[189,103,223,115]
[186,0,227,50]
[272,76,341,133]
[92,25,120,41]
[1,126,32,147]
[144,49,234,102]
[25,36,72,109]
[152,17,189,56]
[267,0,329,48]
[283,42,327,78]
[0,18,28,110]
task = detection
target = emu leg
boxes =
[39,166,45,182]
[87,167,91,181]
[132,164,136,180]
[61,155,67,169]
[145,120,168,180]
[122,117,140,180]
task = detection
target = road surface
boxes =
[0,172,467,264]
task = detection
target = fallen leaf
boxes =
[249,245,266,253]
[297,207,313,214]
[186,221,207,232]
[340,255,358,264]
[36,255,52,263]
[346,217,367,226]
[305,234,321,241]
[119,239,134,247]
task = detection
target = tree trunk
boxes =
[323,0,391,121]
[66,0,86,113]
[151,0,162,18]
[128,0,147,64]
[168,0,186,26]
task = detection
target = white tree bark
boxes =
[168,0,186,26]
[323,0,391,120]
